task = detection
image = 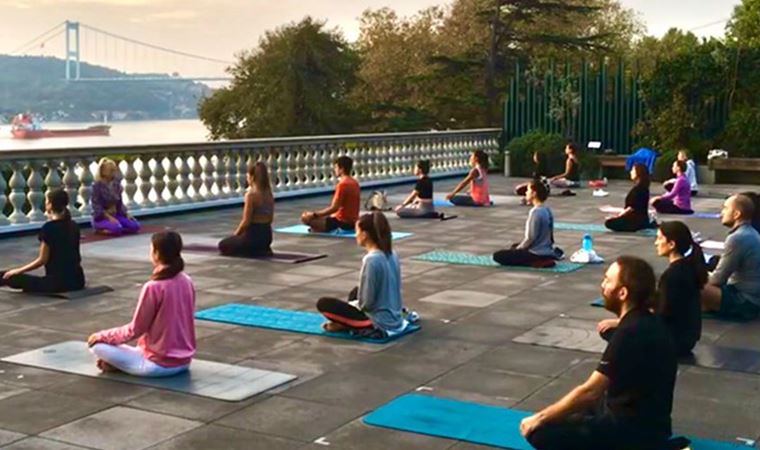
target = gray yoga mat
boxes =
[1,285,114,300]
[513,323,760,375]
[1,341,297,402]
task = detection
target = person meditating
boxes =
[549,142,581,189]
[493,179,559,267]
[91,157,141,235]
[88,231,196,377]
[663,150,698,196]
[0,189,85,294]
[316,212,409,339]
[604,163,653,232]
[301,156,360,232]
[652,160,693,215]
[701,194,760,320]
[395,160,440,218]
[598,221,707,357]
[445,150,491,206]
[218,162,274,257]
[521,257,678,450]
[514,151,550,198]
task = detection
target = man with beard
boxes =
[701,194,760,320]
[520,256,678,450]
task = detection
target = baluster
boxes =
[244,152,255,191]
[191,156,204,202]
[25,161,46,222]
[213,152,228,199]
[226,150,239,197]
[275,151,286,192]
[138,156,155,208]
[62,160,82,218]
[281,147,293,191]
[123,158,139,210]
[203,154,217,200]
[152,157,168,207]
[236,151,247,195]
[0,164,10,226]
[166,154,181,205]
[45,160,62,192]
[78,158,94,217]
[8,162,29,224]
[177,153,192,204]
[313,144,325,188]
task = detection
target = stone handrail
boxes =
[0,129,501,233]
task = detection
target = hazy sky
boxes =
[0,0,741,78]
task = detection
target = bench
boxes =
[597,154,628,178]
[708,157,760,184]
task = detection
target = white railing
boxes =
[0,129,501,233]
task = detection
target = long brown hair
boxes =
[150,231,185,281]
[632,163,651,190]
[249,162,272,197]
[473,150,489,170]
[357,212,392,255]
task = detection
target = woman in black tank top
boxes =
[218,162,275,257]
[550,143,581,189]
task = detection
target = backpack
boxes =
[364,190,391,211]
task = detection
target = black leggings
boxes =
[492,249,555,267]
[450,195,486,207]
[0,271,85,294]
[604,212,651,232]
[316,296,373,329]
[652,198,693,215]
[528,414,670,450]
[396,207,441,219]
[218,223,273,257]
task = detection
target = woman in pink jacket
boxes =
[88,231,196,377]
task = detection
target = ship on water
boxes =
[10,113,111,139]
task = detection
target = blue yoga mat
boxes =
[195,303,420,344]
[412,250,583,274]
[364,394,750,450]
[275,224,413,240]
[433,199,454,207]
[555,222,657,236]
[692,212,721,220]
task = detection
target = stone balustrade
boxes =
[0,129,501,233]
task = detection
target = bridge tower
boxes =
[65,20,81,81]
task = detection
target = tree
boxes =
[199,17,359,139]
[727,0,760,47]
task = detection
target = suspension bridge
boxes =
[9,20,233,83]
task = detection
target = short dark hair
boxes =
[733,194,756,220]
[334,156,353,174]
[529,179,549,201]
[566,142,579,154]
[674,160,687,173]
[46,189,70,219]
[615,256,656,309]
[417,160,430,175]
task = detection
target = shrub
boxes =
[653,149,679,182]
[505,130,566,177]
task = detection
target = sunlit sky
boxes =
[0,0,741,78]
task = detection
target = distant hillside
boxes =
[0,55,212,122]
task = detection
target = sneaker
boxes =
[592,189,609,197]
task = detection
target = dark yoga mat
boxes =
[81,225,170,243]
[182,243,327,264]
[514,322,760,375]
[364,394,745,450]
[2,341,297,402]
[2,285,114,300]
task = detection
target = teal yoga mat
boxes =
[195,303,420,344]
[364,394,750,450]
[555,222,657,236]
[275,224,412,240]
[411,250,584,273]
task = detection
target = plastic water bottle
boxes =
[582,233,593,252]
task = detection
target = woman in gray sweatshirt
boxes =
[493,179,558,267]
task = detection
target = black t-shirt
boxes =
[39,219,85,288]
[624,184,650,218]
[657,258,702,355]
[414,176,433,200]
[597,309,677,437]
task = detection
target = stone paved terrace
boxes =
[0,175,758,450]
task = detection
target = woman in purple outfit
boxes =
[91,158,141,235]
[651,160,694,215]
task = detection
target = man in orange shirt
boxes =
[301,156,361,233]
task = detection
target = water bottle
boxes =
[582,233,593,252]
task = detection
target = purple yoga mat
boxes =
[182,243,327,264]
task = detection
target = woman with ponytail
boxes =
[88,231,196,376]
[316,212,410,338]
[0,189,85,293]
[598,221,707,356]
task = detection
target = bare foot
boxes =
[96,359,120,373]
[322,322,348,332]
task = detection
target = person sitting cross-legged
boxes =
[701,194,760,320]
[395,160,440,218]
[493,179,559,267]
[301,156,360,233]
[521,256,678,450]
[652,160,693,215]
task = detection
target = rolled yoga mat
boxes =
[195,303,421,344]
[275,224,413,240]
[1,341,297,402]
[411,250,584,274]
[364,394,744,450]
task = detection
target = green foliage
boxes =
[653,149,680,182]
[505,129,566,176]
[727,0,760,47]
[0,55,209,121]
[199,17,360,139]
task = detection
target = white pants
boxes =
[90,344,189,378]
